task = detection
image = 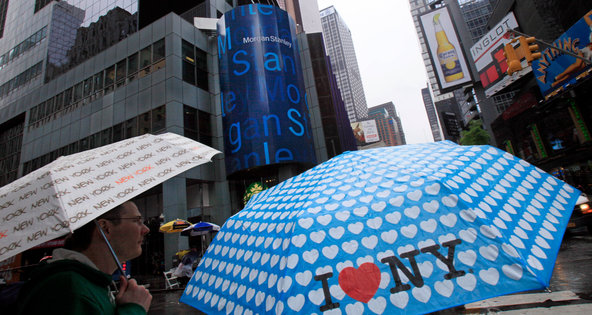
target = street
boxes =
[145,231,592,314]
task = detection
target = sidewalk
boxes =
[134,274,203,314]
[136,273,592,314]
[464,291,592,314]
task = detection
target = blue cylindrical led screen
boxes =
[217,4,316,175]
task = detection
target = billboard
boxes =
[351,120,379,145]
[419,6,472,93]
[217,4,316,175]
[532,10,592,100]
[469,12,527,97]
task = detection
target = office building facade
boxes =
[410,0,501,142]
[421,85,442,141]
[368,102,406,147]
[0,0,352,273]
[319,5,368,122]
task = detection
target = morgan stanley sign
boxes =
[217,4,316,175]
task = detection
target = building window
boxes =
[152,106,166,133]
[0,117,24,186]
[139,45,152,78]
[26,40,166,129]
[184,105,212,146]
[105,65,115,93]
[0,0,9,38]
[152,39,166,71]
[34,0,53,13]
[198,109,212,146]
[184,106,198,140]
[116,59,126,88]
[128,52,139,81]
[182,40,209,90]
[196,48,209,90]
[182,40,196,85]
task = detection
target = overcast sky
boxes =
[316,0,435,144]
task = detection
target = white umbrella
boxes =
[0,133,220,266]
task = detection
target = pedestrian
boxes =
[174,247,199,286]
[16,201,152,314]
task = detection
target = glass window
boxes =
[45,97,55,117]
[83,77,92,97]
[125,117,137,138]
[140,46,151,68]
[198,110,212,146]
[54,93,64,112]
[182,40,195,64]
[182,40,196,85]
[93,71,104,92]
[36,101,46,120]
[128,52,139,77]
[116,59,126,87]
[73,82,83,101]
[30,106,38,123]
[63,88,73,108]
[152,106,166,132]
[184,105,198,140]
[79,137,89,151]
[138,46,151,78]
[138,112,151,135]
[90,133,101,149]
[68,142,79,155]
[183,61,195,85]
[46,151,56,162]
[101,128,112,145]
[113,123,124,142]
[153,39,165,62]
[105,65,115,92]
[195,48,208,90]
[59,146,68,156]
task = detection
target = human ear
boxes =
[97,219,111,235]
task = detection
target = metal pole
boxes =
[94,219,126,276]
[508,29,592,64]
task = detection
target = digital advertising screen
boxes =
[217,4,316,175]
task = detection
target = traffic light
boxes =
[518,36,542,63]
[503,42,522,75]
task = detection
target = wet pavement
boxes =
[144,232,592,314]
[549,232,592,296]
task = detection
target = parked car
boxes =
[567,193,592,235]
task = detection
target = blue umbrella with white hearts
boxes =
[180,141,580,314]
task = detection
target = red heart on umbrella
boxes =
[338,262,381,303]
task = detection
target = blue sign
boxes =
[532,10,592,100]
[217,4,316,175]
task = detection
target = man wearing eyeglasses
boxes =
[16,201,152,314]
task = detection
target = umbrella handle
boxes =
[94,220,126,277]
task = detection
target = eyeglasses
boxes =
[104,216,144,226]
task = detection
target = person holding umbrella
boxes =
[16,201,152,314]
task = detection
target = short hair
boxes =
[63,202,128,252]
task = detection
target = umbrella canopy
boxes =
[159,219,193,233]
[0,133,220,262]
[180,142,580,314]
[181,222,221,237]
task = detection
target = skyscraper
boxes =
[421,85,443,141]
[368,102,406,147]
[319,5,368,122]
[411,0,530,144]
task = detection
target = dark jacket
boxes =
[16,259,145,315]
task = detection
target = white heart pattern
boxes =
[181,143,580,315]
